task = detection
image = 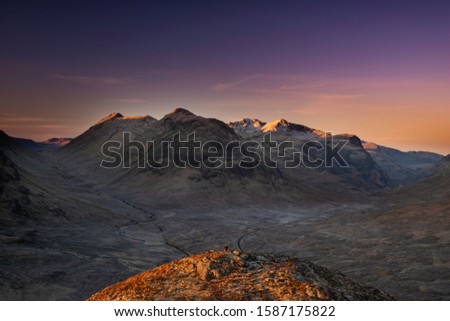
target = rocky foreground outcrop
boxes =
[88,250,393,301]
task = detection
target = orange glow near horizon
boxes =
[1,92,449,156]
[1,73,450,155]
[1,1,450,155]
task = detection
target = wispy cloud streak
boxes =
[212,73,423,95]
[0,115,63,123]
[116,98,146,103]
[51,74,132,86]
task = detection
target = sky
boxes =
[1,0,449,154]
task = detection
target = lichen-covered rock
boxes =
[88,250,393,301]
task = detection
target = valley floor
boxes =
[0,151,449,300]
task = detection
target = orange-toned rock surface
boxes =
[88,250,393,301]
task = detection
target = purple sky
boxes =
[1,1,449,154]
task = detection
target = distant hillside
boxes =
[399,153,450,200]
[362,142,442,184]
[433,154,450,175]
[0,130,72,153]
[88,250,393,301]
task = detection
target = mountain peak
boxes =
[228,117,325,138]
[262,119,286,132]
[240,118,265,126]
[95,112,124,125]
[362,142,379,150]
[334,133,363,146]
[162,108,199,123]
[228,118,266,129]
[262,119,311,133]
[88,250,393,301]
[167,108,195,117]
[227,118,267,137]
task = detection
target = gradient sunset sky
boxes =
[1,0,449,154]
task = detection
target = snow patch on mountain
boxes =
[227,118,266,136]
[228,118,327,139]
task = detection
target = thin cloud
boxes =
[0,124,68,129]
[117,98,146,103]
[212,74,328,93]
[0,114,68,132]
[0,115,64,122]
[212,73,424,95]
[212,74,266,92]
[51,74,132,86]
[313,93,363,102]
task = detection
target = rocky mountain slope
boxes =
[88,250,392,301]
[227,117,394,191]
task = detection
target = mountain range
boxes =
[0,108,449,300]
[45,108,393,207]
